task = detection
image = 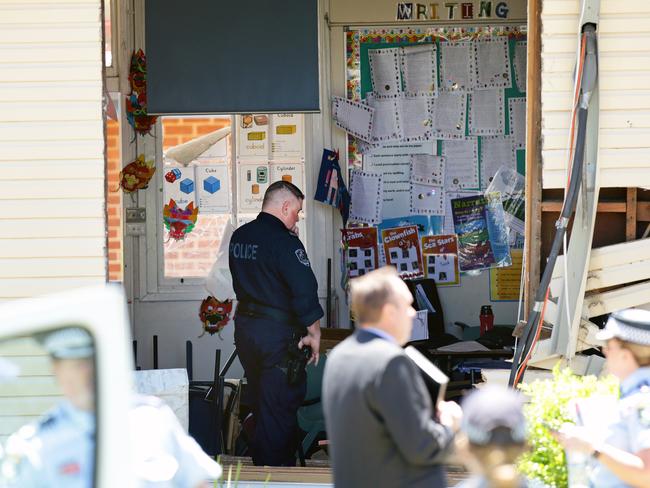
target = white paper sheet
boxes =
[472,37,512,89]
[439,41,474,91]
[480,135,516,190]
[400,44,438,97]
[270,113,304,159]
[238,162,270,212]
[366,142,436,157]
[514,41,527,92]
[410,154,445,186]
[349,169,383,224]
[443,190,480,235]
[332,96,375,142]
[442,139,479,190]
[366,94,403,143]
[364,152,411,219]
[432,91,467,140]
[195,165,230,213]
[508,97,526,149]
[468,89,504,136]
[410,182,444,215]
[269,162,305,188]
[400,95,433,142]
[369,48,402,97]
[410,310,429,342]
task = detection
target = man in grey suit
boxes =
[323,266,462,487]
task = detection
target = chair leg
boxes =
[297,434,306,467]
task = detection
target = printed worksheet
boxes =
[472,37,512,89]
[400,44,438,97]
[332,96,375,142]
[270,114,304,159]
[400,94,433,142]
[514,41,527,92]
[442,139,479,190]
[468,89,504,136]
[269,162,304,187]
[369,48,402,97]
[410,154,445,186]
[432,91,467,140]
[439,41,474,91]
[237,114,270,158]
[349,169,383,224]
[410,182,444,215]
[366,94,403,143]
[195,165,230,214]
[480,135,516,190]
[237,162,270,212]
[364,151,412,219]
[508,97,526,149]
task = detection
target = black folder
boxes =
[404,346,449,407]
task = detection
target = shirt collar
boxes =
[362,327,398,344]
[257,211,287,230]
[620,366,650,398]
[59,400,95,435]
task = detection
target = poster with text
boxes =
[269,162,305,188]
[271,114,304,159]
[342,227,379,278]
[238,162,270,213]
[195,165,230,214]
[237,114,269,158]
[163,165,196,209]
[490,249,523,301]
[451,195,495,271]
[381,225,423,279]
[421,234,460,286]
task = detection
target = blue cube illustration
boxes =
[180,178,194,194]
[203,176,221,194]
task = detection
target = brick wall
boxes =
[162,117,230,150]
[106,119,122,282]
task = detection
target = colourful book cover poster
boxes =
[451,195,495,271]
[381,225,423,279]
[421,234,460,286]
[342,227,379,278]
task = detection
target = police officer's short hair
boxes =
[262,181,304,207]
[350,266,403,324]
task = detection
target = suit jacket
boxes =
[322,329,453,488]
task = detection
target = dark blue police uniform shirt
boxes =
[229,212,323,329]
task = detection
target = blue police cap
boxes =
[596,309,650,346]
[43,328,94,359]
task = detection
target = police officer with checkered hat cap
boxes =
[558,308,650,487]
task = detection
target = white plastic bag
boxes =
[205,219,236,300]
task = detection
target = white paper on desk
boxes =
[472,37,512,90]
[439,41,474,91]
[349,169,383,224]
[469,89,504,136]
[432,91,467,140]
[410,310,430,342]
[364,151,411,219]
[366,94,403,143]
[480,135,516,190]
[508,97,526,149]
[400,94,433,142]
[514,41,527,93]
[443,190,480,235]
[410,183,444,215]
[369,48,402,97]
[401,44,438,97]
[410,154,445,186]
[442,139,479,191]
[332,96,375,142]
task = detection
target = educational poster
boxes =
[379,215,437,240]
[163,165,196,209]
[490,249,523,301]
[269,162,304,187]
[237,114,269,158]
[195,165,230,214]
[270,114,304,159]
[421,234,460,286]
[342,227,379,278]
[381,225,423,279]
[237,162,270,212]
[451,195,495,272]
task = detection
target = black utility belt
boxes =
[236,301,301,328]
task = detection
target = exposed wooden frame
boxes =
[524,0,543,319]
[626,187,638,240]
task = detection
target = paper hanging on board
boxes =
[400,95,434,142]
[366,94,403,143]
[270,114,304,159]
[469,89,504,136]
[369,47,402,97]
[163,165,196,209]
[269,162,304,188]
[432,91,467,140]
[439,41,474,92]
[480,135,516,190]
[472,37,512,90]
[421,234,460,286]
[514,41,527,93]
[237,114,269,158]
[444,190,479,235]
[364,148,413,220]
[486,166,525,236]
[195,165,230,214]
[410,154,445,186]
[442,139,479,190]
[332,96,375,142]
[508,98,526,149]
[381,225,424,279]
[237,162,270,212]
[349,169,383,224]
[400,44,438,97]
[410,183,444,216]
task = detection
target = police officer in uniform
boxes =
[558,308,650,487]
[229,180,323,466]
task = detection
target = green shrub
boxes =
[517,365,618,487]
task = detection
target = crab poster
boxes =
[381,225,423,279]
[342,227,379,278]
[421,234,460,286]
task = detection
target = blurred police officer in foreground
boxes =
[457,385,546,488]
[229,181,323,466]
[2,327,222,487]
[557,308,650,487]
